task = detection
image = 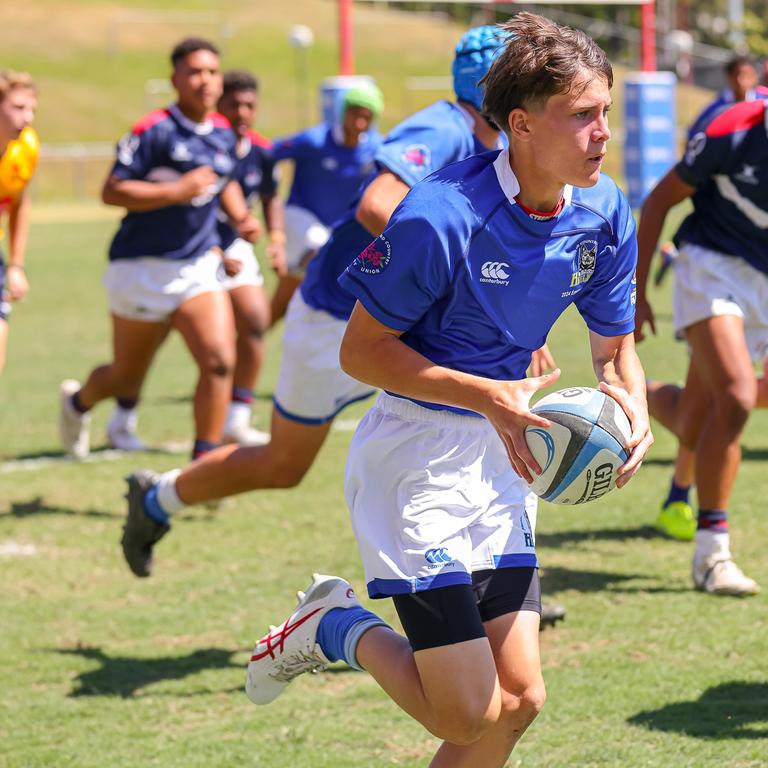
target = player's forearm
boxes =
[340,327,497,415]
[592,336,646,402]
[101,178,185,211]
[635,193,668,300]
[7,192,31,265]
[262,194,285,236]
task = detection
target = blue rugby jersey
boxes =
[675,99,768,275]
[300,100,492,320]
[108,104,237,262]
[217,129,279,250]
[339,149,637,415]
[272,122,382,226]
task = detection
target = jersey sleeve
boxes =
[259,149,279,197]
[271,131,307,162]
[338,192,455,331]
[110,124,162,181]
[675,124,727,186]
[574,194,637,337]
[374,121,466,188]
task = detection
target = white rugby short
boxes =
[103,249,224,322]
[674,242,768,361]
[218,237,264,291]
[284,205,330,274]
[273,290,375,423]
[345,393,539,599]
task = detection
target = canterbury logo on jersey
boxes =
[479,261,510,285]
[424,548,453,565]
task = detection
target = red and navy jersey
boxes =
[217,129,279,250]
[108,104,238,262]
[688,85,768,138]
[675,100,768,275]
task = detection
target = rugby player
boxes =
[244,16,651,767]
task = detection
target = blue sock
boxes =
[192,439,218,460]
[665,479,690,506]
[697,509,728,532]
[143,485,170,525]
[317,606,388,670]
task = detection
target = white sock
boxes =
[109,405,138,432]
[157,469,184,515]
[695,529,730,558]
[225,401,252,431]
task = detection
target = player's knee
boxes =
[432,698,499,745]
[500,684,546,723]
[200,349,235,379]
[713,383,756,429]
[267,461,310,489]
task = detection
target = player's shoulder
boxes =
[704,99,766,138]
[569,174,630,227]
[131,109,172,136]
[394,100,468,136]
[246,129,272,149]
[209,112,233,131]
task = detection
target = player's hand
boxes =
[598,381,653,488]
[481,369,561,483]
[6,265,29,302]
[633,296,656,343]
[266,241,288,277]
[174,166,219,203]
[222,256,243,277]
[236,214,262,243]
[528,343,556,377]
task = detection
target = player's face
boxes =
[0,87,36,143]
[729,63,757,101]
[218,89,257,138]
[342,105,374,143]
[523,72,611,193]
[172,49,223,118]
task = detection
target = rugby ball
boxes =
[524,387,631,505]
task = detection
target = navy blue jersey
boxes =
[217,129,279,250]
[339,150,637,415]
[300,101,493,320]
[108,104,238,262]
[675,100,768,275]
[272,123,382,226]
[688,85,768,138]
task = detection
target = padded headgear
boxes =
[452,25,506,110]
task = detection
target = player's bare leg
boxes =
[269,273,303,328]
[174,409,332,503]
[172,290,235,452]
[686,315,759,594]
[0,319,8,374]
[225,282,270,444]
[356,612,543,765]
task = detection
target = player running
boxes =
[58,38,259,459]
[0,71,38,375]
[120,25,507,578]
[635,94,768,595]
[244,16,651,766]
[269,81,384,324]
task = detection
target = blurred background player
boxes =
[635,95,768,596]
[647,54,768,542]
[214,69,286,446]
[0,70,38,375]
[58,37,259,459]
[244,17,651,765]
[268,81,384,324]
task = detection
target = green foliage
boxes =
[1,210,767,767]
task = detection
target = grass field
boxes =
[1,209,767,768]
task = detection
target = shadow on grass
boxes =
[1,496,117,519]
[628,681,768,739]
[540,565,688,594]
[55,645,243,698]
[537,525,660,547]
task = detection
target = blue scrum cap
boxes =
[452,25,508,110]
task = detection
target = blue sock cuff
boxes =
[143,485,170,525]
[666,480,691,506]
[317,606,387,669]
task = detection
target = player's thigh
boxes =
[686,315,756,396]
[229,283,270,336]
[110,313,170,379]
[172,290,236,370]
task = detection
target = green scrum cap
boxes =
[343,83,384,118]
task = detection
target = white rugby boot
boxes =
[107,406,147,452]
[692,532,759,596]
[58,379,91,460]
[246,574,360,705]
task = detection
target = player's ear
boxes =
[507,108,532,142]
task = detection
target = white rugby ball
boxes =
[524,386,631,505]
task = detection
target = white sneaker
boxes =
[222,423,270,447]
[59,379,91,459]
[246,574,360,705]
[107,408,147,452]
[692,551,760,596]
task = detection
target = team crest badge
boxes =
[570,239,597,288]
[402,144,431,170]
[356,236,392,275]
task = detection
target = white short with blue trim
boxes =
[218,238,264,291]
[345,392,539,599]
[273,291,376,423]
[284,205,330,274]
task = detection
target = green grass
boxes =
[1,209,767,767]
